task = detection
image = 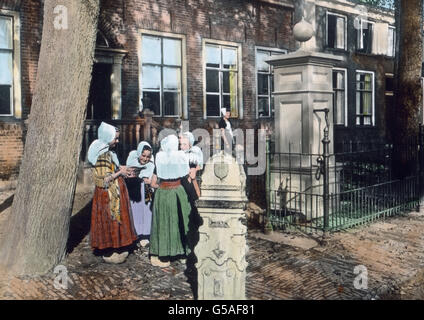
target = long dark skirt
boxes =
[149,185,191,258]
[90,177,137,250]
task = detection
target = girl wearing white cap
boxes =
[125,141,158,247]
[87,122,137,264]
[218,107,233,153]
[149,134,191,268]
[179,131,203,202]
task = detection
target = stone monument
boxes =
[266,12,342,221]
[195,152,248,300]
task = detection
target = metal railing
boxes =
[266,112,423,233]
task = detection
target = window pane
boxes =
[163,91,179,116]
[206,94,220,117]
[388,28,395,56]
[333,71,345,89]
[0,16,12,49]
[206,45,220,68]
[363,92,372,114]
[163,38,181,66]
[163,67,180,90]
[336,17,345,49]
[334,91,345,124]
[223,93,237,116]
[258,73,269,95]
[258,97,270,117]
[142,91,160,115]
[256,51,270,72]
[142,65,161,89]
[223,47,236,69]
[0,52,12,84]
[363,23,373,53]
[356,91,361,114]
[364,74,372,90]
[206,69,219,92]
[327,14,336,48]
[223,71,237,94]
[0,85,11,114]
[142,35,161,64]
[364,116,371,125]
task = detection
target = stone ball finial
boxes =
[293,17,314,43]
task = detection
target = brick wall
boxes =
[99,0,295,132]
[0,122,27,180]
[0,0,42,179]
[0,0,294,179]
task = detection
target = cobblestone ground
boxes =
[1,186,424,300]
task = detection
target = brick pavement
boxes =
[1,188,424,300]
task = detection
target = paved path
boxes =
[1,187,424,300]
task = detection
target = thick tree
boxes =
[392,0,423,178]
[0,0,100,275]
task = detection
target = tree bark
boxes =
[392,0,423,178]
[0,0,100,275]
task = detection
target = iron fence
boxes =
[266,129,424,233]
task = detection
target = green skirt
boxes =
[149,185,192,257]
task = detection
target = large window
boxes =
[140,34,183,116]
[357,19,374,54]
[356,71,375,126]
[326,12,346,50]
[333,68,347,125]
[204,41,240,117]
[256,48,286,118]
[0,15,13,116]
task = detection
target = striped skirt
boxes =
[90,177,137,250]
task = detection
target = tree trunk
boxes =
[0,0,100,276]
[392,0,423,178]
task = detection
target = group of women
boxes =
[87,121,203,267]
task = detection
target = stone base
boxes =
[195,210,247,300]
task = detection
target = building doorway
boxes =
[86,63,112,120]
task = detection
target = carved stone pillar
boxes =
[195,152,248,300]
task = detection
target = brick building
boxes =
[0,0,403,180]
[314,0,396,149]
[0,0,295,179]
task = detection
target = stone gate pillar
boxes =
[195,152,248,300]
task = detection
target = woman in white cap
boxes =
[218,107,233,153]
[149,134,191,268]
[125,141,158,248]
[179,131,204,267]
[87,122,137,264]
[179,131,203,201]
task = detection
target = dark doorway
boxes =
[86,63,112,119]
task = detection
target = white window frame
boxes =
[357,18,375,53]
[387,26,396,57]
[0,10,21,118]
[138,29,187,119]
[355,70,375,126]
[332,67,348,126]
[326,11,347,50]
[202,38,243,119]
[255,46,287,119]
